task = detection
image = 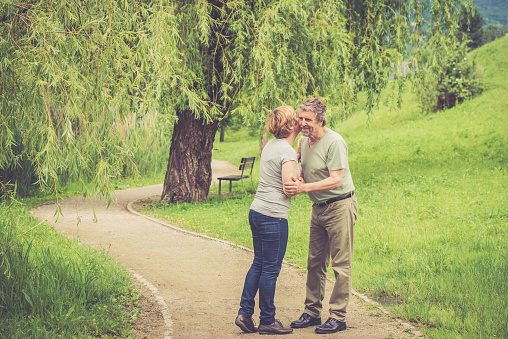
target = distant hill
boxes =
[418,1,507,27]
[473,0,507,25]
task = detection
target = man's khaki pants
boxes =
[304,194,358,322]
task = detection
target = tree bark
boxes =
[161,109,219,203]
[259,127,268,156]
[220,124,225,142]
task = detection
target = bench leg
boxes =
[218,180,222,195]
[241,178,246,194]
[229,180,232,193]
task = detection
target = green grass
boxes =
[0,136,166,338]
[141,36,508,338]
[0,200,139,338]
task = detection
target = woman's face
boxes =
[291,115,301,134]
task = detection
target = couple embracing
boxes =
[235,97,358,335]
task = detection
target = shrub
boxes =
[416,41,483,112]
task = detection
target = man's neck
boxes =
[308,127,327,147]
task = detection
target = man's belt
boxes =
[315,192,354,207]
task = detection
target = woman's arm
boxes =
[281,160,298,197]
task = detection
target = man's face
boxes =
[298,110,322,137]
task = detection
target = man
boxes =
[283,97,358,334]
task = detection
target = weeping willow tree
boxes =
[1,0,469,203]
[0,1,190,200]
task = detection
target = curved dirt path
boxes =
[32,160,420,338]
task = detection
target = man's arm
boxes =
[296,138,302,162]
[283,169,344,197]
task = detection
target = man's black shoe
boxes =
[315,318,346,334]
[290,313,321,328]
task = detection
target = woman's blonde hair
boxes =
[266,106,297,139]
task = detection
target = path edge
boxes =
[126,199,423,338]
[127,269,173,339]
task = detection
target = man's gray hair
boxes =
[298,97,326,126]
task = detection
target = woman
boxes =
[235,106,300,335]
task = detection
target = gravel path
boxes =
[32,160,420,338]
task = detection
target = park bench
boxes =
[217,157,255,195]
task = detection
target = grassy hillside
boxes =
[145,36,508,338]
[340,36,507,338]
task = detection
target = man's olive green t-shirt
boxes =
[301,129,355,204]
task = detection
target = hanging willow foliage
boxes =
[1,0,468,201]
[0,1,188,200]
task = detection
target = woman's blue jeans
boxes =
[238,210,289,325]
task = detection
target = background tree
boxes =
[412,1,484,113]
[1,0,470,203]
[457,5,484,49]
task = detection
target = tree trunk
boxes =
[220,124,225,142]
[259,127,268,156]
[161,109,219,203]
